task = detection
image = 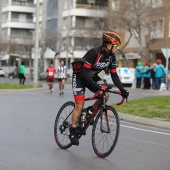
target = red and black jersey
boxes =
[82,47,117,77]
[77,46,124,92]
[46,67,55,79]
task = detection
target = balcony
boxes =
[2,3,35,13]
[63,7,107,18]
[1,35,33,45]
[2,19,35,29]
[3,2,35,7]
[75,3,107,10]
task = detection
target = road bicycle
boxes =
[54,84,126,158]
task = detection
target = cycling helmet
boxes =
[102,31,121,45]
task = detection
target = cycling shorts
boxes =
[72,73,103,102]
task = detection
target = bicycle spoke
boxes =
[54,101,74,149]
[92,106,120,158]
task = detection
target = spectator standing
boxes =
[150,63,156,89]
[46,63,56,92]
[19,61,26,85]
[56,60,67,95]
[135,61,143,88]
[141,61,151,89]
[154,59,165,90]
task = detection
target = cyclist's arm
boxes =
[109,55,125,92]
[79,48,100,93]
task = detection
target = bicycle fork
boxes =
[100,94,110,133]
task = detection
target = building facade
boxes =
[0,0,35,68]
[108,0,170,69]
[45,0,108,69]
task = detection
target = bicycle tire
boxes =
[54,101,75,149]
[92,105,120,158]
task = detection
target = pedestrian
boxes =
[154,59,165,90]
[19,61,26,85]
[142,61,151,89]
[135,61,143,88]
[150,63,156,89]
[46,63,56,92]
[56,60,67,95]
[166,62,170,90]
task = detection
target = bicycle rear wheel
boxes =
[54,101,75,149]
[92,105,120,158]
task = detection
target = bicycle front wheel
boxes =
[54,101,75,149]
[92,105,120,158]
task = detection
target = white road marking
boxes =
[120,124,170,136]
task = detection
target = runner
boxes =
[46,63,56,92]
[56,60,67,95]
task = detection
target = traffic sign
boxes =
[161,48,170,58]
[161,48,170,90]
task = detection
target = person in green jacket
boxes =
[19,61,26,84]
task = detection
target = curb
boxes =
[129,88,170,95]
[119,112,170,130]
[0,87,46,93]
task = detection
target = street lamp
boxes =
[33,0,40,88]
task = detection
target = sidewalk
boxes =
[119,112,170,130]
[129,87,170,95]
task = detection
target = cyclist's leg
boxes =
[70,73,85,145]
[87,77,109,110]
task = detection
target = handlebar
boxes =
[108,90,125,105]
[85,85,126,106]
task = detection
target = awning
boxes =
[0,54,9,60]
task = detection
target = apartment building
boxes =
[0,0,35,68]
[45,0,108,69]
[108,0,170,68]
[33,0,46,68]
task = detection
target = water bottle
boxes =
[80,111,86,128]
[85,107,93,121]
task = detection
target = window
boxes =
[152,0,164,8]
[112,0,119,11]
[76,16,85,27]
[140,0,151,7]
[150,20,164,39]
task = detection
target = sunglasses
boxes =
[112,45,119,49]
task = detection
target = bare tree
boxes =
[109,0,153,63]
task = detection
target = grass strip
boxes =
[112,96,170,121]
[0,83,42,89]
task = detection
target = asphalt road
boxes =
[0,82,170,170]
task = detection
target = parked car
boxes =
[38,72,47,80]
[0,68,5,77]
[103,67,135,86]
[8,71,19,79]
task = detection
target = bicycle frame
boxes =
[78,85,125,136]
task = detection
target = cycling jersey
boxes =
[46,67,55,79]
[72,46,124,101]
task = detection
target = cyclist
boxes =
[46,63,56,92]
[70,31,129,146]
